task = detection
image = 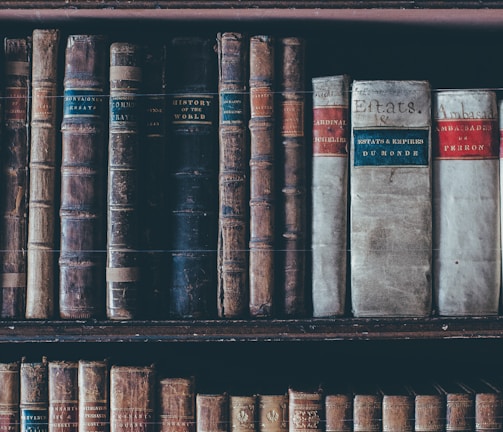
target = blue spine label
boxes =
[110,95,139,124]
[353,129,429,166]
[221,92,244,125]
[63,88,104,118]
[21,408,48,432]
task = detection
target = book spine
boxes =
[26,29,59,319]
[288,389,323,432]
[78,360,109,432]
[231,396,257,432]
[110,365,155,432]
[140,44,168,318]
[196,394,229,432]
[277,36,306,317]
[106,42,143,320]
[0,362,20,432]
[216,32,249,319]
[325,394,352,432]
[445,393,474,432]
[20,359,49,432]
[158,377,196,432]
[433,90,500,316]
[48,361,78,432]
[311,75,350,318]
[59,34,108,319]
[414,395,445,432]
[353,395,381,432]
[0,37,31,319]
[257,395,288,432]
[168,37,218,318]
[350,80,432,317]
[382,395,414,432]
[475,392,503,432]
[248,35,275,318]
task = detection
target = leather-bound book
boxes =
[110,365,156,432]
[0,362,20,432]
[311,75,350,318]
[248,35,275,318]
[78,360,109,432]
[380,384,414,432]
[196,394,229,432]
[434,90,500,316]
[257,394,288,432]
[350,80,432,317]
[409,381,445,432]
[436,381,474,432]
[107,42,143,320]
[48,361,78,432]
[461,378,503,432]
[26,29,60,319]
[325,387,353,432]
[140,44,168,318]
[158,377,195,432]
[216,32,249,319]
[230,395,257,432]
[168,36,218,318]
[59,34,108,319]
[20,358,49,432]
[277,36,306,317]
[352,384,382,432]
[0,37,30,319]
[288,388,323,432]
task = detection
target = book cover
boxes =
[217,31,249,319]
[196,393,229,432]
[350,80,432,317]
[352,384,382,432]
[461,378,503,432]
[257,395,288,432]
[409,381,445,432]
[168,36,218,318]
[26,28,60,319]
[288,388,323,432]
[433,90,500,316]
[380,384,414,432]
[0,37,31,319]
[0,361,20,432]
[248,35,275,317]
[158,377,196,432]
[325,390,353,432]
[436,381,474,432]
[48,361,78,432]
[20,358,49,432]
[78,360,109,432]
[311,74,350,318]
[59,34,108,319]
[231,395,257,432]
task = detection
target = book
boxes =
[25,28,60,319]
[257,394,288,432]
[48,361,78,432]
[288,388,323,432]
[110,365,156,432]
[168,36,218,318]
[277,36,306,317]
[409,381,445,432]
[78,360,109,432]
[436,381,474,432]
[158,376,196,432]
[350,80,432,317]
[311,75,350,318]
[380,384,414,432]
[352,384,382,432]
[216,31,249,319]
[325,390,353,432]
[248,35,275,318]
[461,378,503,432]
[59,34,108,319]
[196,393,229,432]
[0,37,31,319]
[0,361,20,432]
[231,395,257,432]
[107,42,143,320]
[433,90,500,316]
[20,358,49,432]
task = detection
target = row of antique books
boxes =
[2,359,503,432]
[0,28,501,321]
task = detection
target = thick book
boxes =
[107,42,143,320]
[248,35,275,317]
[325,388,353,432]
[277,36,306,317]
[230,395,257,432]
[350,80,432,317]
[257,395,288,432]
[0,37,31,319]
[158,376,196,432]
[288,388,323,432]
[216,32,249,319]
[20,358,49,432]
[78,360,109,432]
[25,29,60,319]
[433,90,500,316]
[110,365,156,432]
[196,393,229,432]
[0,362,20,432]
[59,34,108,319]
[380,384,414,432]
[168,36,218,318]
[311,75,350,318]
[352,384,382,432]
[48,361,78,432]
[436,381,474,432]
[409,381,445,432]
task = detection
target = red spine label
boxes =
[281,100,304,137]
[250,87,273,118]
[313,106,348,156]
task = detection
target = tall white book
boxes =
[350,80,432,317]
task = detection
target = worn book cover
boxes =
[158,377,196,432]
[288,387,323,432]
[196,393,229,432]
[48,361,78,432]
[78,360,109,432]
[257,395,287,432]
[325,387,353,432]
[350,80,432,317]
[409,381,445,432]
[20,358,49,432]
[0,362,20,432]
[461,378,503,432]
[352,383,382,432]
[380,384,414,432]
[436,381,474,432]
[231,395,257,432]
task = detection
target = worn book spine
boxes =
[353,394,382,432]
[168,36,218,318]
[382,393,414,432]
[438,383,474,432]
[248,35,275,317]
[461,379,503,432]
[20,358,49,432]
[26,29,60,319]
[231,396,257,432]
[216,32,249,319]
[140,44,168,318]
[107,42,143,320]
[411,383,445,432]
[433,90,500,316]
[257,395,288,432]
[325,393,352,432]
[277,36,306,317]
[288,388,323,432]
[158,377,195,432]
[0,362,20,432]
[78,360,109,432]
[311,75,350,318]
[59,34,108,319]
[0,37,31,319]
[48,361,78,432]
[350,80,432,317]
[196,394,229,432]
[110,365,155,432]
